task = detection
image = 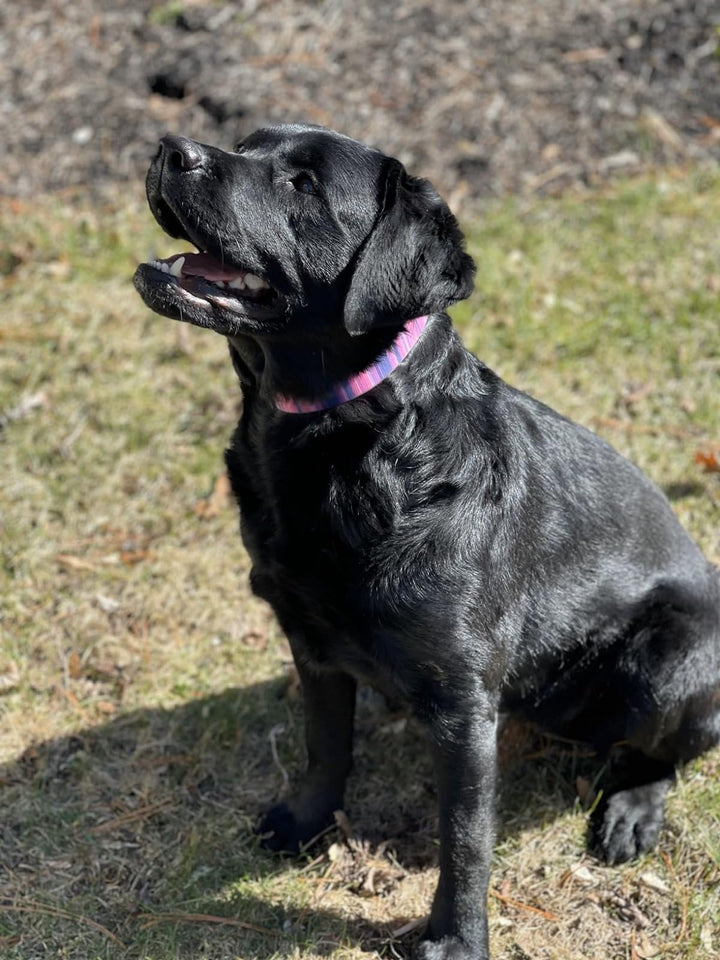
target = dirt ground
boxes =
[2,0,720,208]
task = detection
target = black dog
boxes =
[134,124,720,959]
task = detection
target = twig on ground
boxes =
[392,916,426,938]
[489,888,561,922]
[89,797,175,834]
[60,415,87,457]
[1,899,126,949]
[269,723,290,791]
[136,911,279,935]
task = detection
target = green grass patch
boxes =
[0,170,719,959]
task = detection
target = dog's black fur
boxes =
[135,124,720,959]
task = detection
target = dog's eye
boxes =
[291,173,318,196]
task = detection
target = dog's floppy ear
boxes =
[343,159,476,336]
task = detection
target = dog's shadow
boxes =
[1,679,598,958]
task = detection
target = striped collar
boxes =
[275,315,429,414]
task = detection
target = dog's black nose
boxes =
[159,134,205,172]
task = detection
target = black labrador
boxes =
[134,124,720,960]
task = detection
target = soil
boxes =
[1,0,720,210]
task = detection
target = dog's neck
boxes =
[271,315,428,414]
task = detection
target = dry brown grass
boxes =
[1,171,719,959]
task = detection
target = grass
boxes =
[1,168,719,960]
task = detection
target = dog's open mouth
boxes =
[134,245,282,334]
[144,251,276,312]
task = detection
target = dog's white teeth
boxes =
[244,273,268,291]
[228,276,247,290]
[169,256,185,278]
[216,280,227,288]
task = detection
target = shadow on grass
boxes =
[663,480,708,502]
[0,680,599,959]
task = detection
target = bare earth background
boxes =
[2,0,720,206]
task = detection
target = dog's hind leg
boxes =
[590,684,720,863]
[591,577,720,864]
[589,750,675,864]
[590,687,720,863]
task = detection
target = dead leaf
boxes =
[62,688,88,720]
[575,775,597,809]
[695,448,720,473]
[45,259,71,278]
[57,554,99,571]
[68,651,82,679]
[334,809,353,840]
[1,390,47,424]
[96,700,116,715]
[240,629,268,651]
[635,931,660,959]
[194,473,231,519]
[638,871,670,895]
[620,381,653,411]
[120,549,150,565]
[699,114,720,130]
[567,861,595,886]
[322,833,404,898]
[0,661,20,694]
[95,593,121,613]
[362,866,377,895]
[630,929,640,960]
[89,656,121,680]
[327,842,345,863]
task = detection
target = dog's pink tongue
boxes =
[175,252,245,282]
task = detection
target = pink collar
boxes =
[275,315,429,414]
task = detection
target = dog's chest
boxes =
[254,489,402,683]
[247,416,401,556]
[229,422,428,677]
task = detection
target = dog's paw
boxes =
[590,784,666,865]
[256,801,335,854]
[416,937,487,960]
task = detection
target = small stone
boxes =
[72,126,94,145]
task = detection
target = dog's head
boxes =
[134,124,475,342]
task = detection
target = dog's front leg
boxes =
[259,659,356,853]
[418,700,498,960]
